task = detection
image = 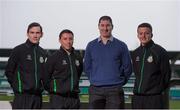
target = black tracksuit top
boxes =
[44,47,83,94]
[131,40,171,95]
[5,39,47,94]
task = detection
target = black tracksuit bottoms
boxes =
[12,93,42,109]
[132,94,166,109]
[50,94,80,109]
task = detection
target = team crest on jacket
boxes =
[39,57,44,63]
[147,55,153,63]
[75,60,80,66]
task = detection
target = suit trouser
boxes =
[12,93,42,109]
[89,85,124,109]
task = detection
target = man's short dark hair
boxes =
[59,29,74,39]
[137,23,153,32]
[27,22,42,33]
[98,15,113,27]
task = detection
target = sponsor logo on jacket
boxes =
[26,54,32,60]
[135,56,140,62]
[62,60,68,65]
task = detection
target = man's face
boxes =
[98,20,113,38]
[137,27,152,46]
[59,33,73,51]
[27,26,43,44]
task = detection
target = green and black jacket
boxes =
[5,39,47,94]
[44,47,83,94]
[131,40,171,95]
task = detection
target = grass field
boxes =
[0,94,180,109]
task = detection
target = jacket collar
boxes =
[59,46,74,55]
[141,40,154,49]
[25,39,39,48]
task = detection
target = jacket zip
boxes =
[138,48,146,93]
[34,47,38,89]
[68,54,74,92]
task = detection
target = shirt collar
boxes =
[98,36,114,42]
